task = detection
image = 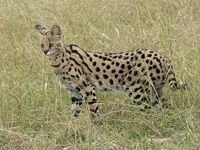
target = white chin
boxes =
[46,51,51,55]
[46,51,55,56]
[46,50,59,56]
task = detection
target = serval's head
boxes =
[35,24,62,56]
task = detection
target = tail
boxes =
[166,61,187,90]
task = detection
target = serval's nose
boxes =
[43,49,49,55]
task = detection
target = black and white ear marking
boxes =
[51,24,61,37]
[35,24,47,35]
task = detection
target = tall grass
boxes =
[0,0,200,149]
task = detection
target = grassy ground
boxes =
[0,0,200,149]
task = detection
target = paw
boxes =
[72,110,81,117]
[178,82,188,90]
[89,106,99,119]
[71,104,81,117]
[89,111,99,119]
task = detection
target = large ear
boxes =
[51,24,61,39]
[35,24,47,35]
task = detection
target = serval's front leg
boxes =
[69,81,98,117]
[84,85,99,118]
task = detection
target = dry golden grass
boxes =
[0,0,200,149]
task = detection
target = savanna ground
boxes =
[0,0,200,149]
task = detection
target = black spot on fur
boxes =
[78,69,82,75]
[134,56,138,60]
[103,74,108,79]
[86,92,90,96]
[99,81,102,85]
[134,71,138,76]
[76,87,81,91]
[119,70,124,74]
[128,92,133,97]
[156,58,160,63]
[131,81,136,86]
[118,55,122,59]
[134,95,141,99]
[111,69,116,73]
[109,79,114,85]
[95,74,99,80]
[137,63,142,67]
[130,57,134,61]
[140,68,145,73]
[124,57,129,60]
[93,53,98,57]
[103,57,107,61]
[93,61,97,66]
[82,81,87,87]
[68,67,72,72]
[134,87,142,92]
[127,76,132,81]
[71,75,75,78]
[141,54,145,59]
[137,79,141,84]
[76,75,79,79]
[147,54,152,57]
[128,65,132,70]
[121,64,125,69]
[106,65,111,69]
[116,62,119,66]
[96,67,100,72]
[156,69,160,73]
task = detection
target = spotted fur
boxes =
[35,24,186,117]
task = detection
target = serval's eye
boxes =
[49,43,54,48]
[40,43,44,48]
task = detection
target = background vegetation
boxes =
[0,0,200,149]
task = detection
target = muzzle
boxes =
[43,49,49,55]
